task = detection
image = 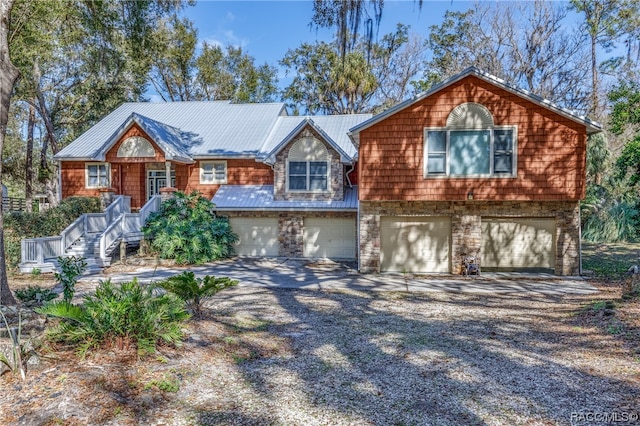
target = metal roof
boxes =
[212,185,358,211]
[349,67,603,144]
[55,101,287,160]
[55,101,370,164]
[259,114,371,163]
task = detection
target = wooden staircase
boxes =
[20,195,162,275]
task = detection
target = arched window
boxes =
[424,102,516,177]
[117,136,155,158]
[287,137,329,191]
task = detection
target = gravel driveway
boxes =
[180,287,639,426]
[9,282,637,425]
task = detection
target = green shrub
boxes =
[581,177,639,243]
[55,256,87,303]
[5,197,101,269]
[37,279,189,357]
[158,271,238,317]
[14,285,57,305]
[142,191,238,264]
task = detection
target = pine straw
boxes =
[1,282,639,425]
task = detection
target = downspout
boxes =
[345,163,355,188]
[357,198,361,272]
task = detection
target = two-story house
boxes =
[54,101,370,261]
[54,68,601,275]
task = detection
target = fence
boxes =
[2,197,26,212]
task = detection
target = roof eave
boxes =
[349,67,603,136]
[214,207,357,212]
[55,156,99,162]
[192,153,259,160]
[165,155,195,165]
[260,117,354,165]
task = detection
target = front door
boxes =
[147,170,176,200]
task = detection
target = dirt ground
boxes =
[1,272,639,425]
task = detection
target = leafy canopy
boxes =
[142,191,238,264]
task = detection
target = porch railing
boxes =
[20,195,130,265]
[98,195,161,262]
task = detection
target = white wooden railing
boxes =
[20,196,131,265]
[98,195,161,262]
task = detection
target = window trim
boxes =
[286,160,330,193]
[85,162,110,189]
[200,160,227,184]
[423,126,518,178]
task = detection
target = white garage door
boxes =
[303,217,356,259]
[229,217,279,256]
[481,218,555,270]
[380,216,451,273]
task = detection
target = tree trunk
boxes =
[25,102,35,213]
[39,137,59,208]
[591,34,599,116]
[34,72,60,208]
[0,0,19,305]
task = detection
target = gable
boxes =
[357,74,589,202]
[260,114,371,164]
[117,136,155,158]
[105,124,167,163]
[349,68,601,145]
[54,102,287,161]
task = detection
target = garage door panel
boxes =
[380,217,451,273]
[230,217,279,257]
[482,218,555,270]
[303,218,356,259]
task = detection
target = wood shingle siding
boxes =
[358,75,587,202]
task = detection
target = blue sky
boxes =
[183,0,475,70]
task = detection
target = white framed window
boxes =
[200,160,227,184]
[287,160,329,191]
[424,102,517,177]
[424,127,516,177]
[85,163,110,188]
[286,136,330,192]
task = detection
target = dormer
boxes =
[272,127,345,201]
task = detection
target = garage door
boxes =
[481,218,555,270]
[380,216,451,273]
[303,217,356,259]
[229,217,279,256]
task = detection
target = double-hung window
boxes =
[424,127,516,177]
[86,163,110,188]
[288,161,328,191]
[200,161,227,184]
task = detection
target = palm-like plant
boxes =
[37,279,189,357]
[157,271,238,317]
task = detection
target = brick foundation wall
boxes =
[220,210,357,257]
[359,200,581,276]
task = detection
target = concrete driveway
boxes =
[78,257,598,296]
